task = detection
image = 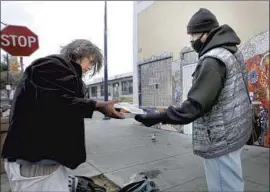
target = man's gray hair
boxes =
[60,39,103,76]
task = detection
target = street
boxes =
[1,113,269,191]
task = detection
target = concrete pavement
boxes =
[1,113,269,191]
[82,117,269,191]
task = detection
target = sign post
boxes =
[20,56,24,75]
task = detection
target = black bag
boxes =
[118,174,160,192]
[246,112,262,145]
[69,175,159,192]
[76,176,107,192]
[68,175,107,192]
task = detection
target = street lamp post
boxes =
[103,0,110,120]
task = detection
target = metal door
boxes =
[138,56,173,108]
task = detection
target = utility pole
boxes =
[103,0,108,102]
[103,0,110,120]
[6,53,11,102]
[0,21,8,26]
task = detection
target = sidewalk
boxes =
[1,117,269,191]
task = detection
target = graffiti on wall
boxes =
[240,31,269,147]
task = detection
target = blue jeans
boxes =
[204,148,244,192]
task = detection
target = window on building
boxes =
[113,83,120,97]
[100,85,104,96]
[121,80,133,95]
[108,84,111,96]
[128,80,133,94]
[121,81,128,95]
[100,85,111,96]
[91,86,97,97]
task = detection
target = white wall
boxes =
[137,1,269,61]
[133,1,155,105]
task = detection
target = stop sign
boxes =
[0,25,39,56]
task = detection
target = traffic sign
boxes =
[0,25,39,56]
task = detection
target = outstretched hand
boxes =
[134,113,165,127]
[95,100,125,119]
[106,100,125,119]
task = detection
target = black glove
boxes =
[134,112,167,127]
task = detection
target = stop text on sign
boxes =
[0,25,39,56]
[1,35,37,48]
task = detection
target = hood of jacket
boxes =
[198,24,241,57]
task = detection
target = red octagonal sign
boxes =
[0,25,39,56]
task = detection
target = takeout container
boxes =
[114,103,145,118]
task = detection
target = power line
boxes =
[1,21,8,26]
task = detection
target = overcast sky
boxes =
[0,1,133,83]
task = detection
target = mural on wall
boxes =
[240,31,269,147]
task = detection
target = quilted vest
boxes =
[192,47,253,159]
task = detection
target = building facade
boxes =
[86,72,133,102]
[133,1,269,146]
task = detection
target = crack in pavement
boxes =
[244,178,270,187]
[100,152,192,174]
[88,142,186,156]
[160,176,205,192]
[86,161,103,175]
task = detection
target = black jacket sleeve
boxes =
[28,58,97,118]
[163,57,226,125]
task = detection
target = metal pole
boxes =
[104,0,108,102]
[19,56,24,75]
[103,0,110,120]
[6,53,10,102]
[6,54,9,84]
[0,21,8,26]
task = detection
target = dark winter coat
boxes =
[2,55,97,169]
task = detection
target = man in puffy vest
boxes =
[135,8,252,192]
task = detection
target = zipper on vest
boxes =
[207,129,212,143]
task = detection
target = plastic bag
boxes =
[118,173,160,192]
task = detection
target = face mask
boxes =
[190,33,204,53]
